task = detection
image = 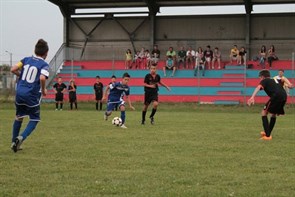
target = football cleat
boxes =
[260,136,272,140]
[150,117,154,125]
[260,131,266,137]
[120,124,127,129]
[104,113,108,121]
[12,136,23,153]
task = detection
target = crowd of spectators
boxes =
[125,44,279,75]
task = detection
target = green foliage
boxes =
[0,103,294,196]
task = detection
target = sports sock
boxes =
[99,102,102,110]
[142,111,147,122]
[55,103,58,109]
[21,121,38,141]
[262,116,270,137]
[96,102,98,110]
[75,102,78,109]
[269,117,276,135]
[70,103,73,110]
[121,111,126,124]
[12,120,22,142]
[60,103,63,109]
[150,108,157,118]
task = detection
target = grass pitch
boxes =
[0,102,294,197]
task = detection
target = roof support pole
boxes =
[245,13,251,59]
[150,14,155,50]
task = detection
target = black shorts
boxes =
[144,92,158,105]
[264,98,286,115]
[55,93,64,102]
[69,93,77,103]
[95,93,103,100]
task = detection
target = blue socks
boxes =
[121,111,126,124]
[12,120,22,142]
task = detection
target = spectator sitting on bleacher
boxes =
[125,49,133,69]
[258,45,267,69]
[163,55,176,77]
[229,45,239,64]
[186,46,195,69]
[267,45,278,68]
[145,49,151,69]
[212,47,221,69]
[134,51,141,69]
[151,45,160,64]
[238,47,247,65]
[194,47,205,77]
[177,46,186,69]
[203,45,213,69]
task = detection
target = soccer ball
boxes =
[112,117,122,126]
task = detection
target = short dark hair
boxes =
[279,69,284,72]
[259,69,270,78]
[122,72,130,78]
[111,75,116,79]
[96,75,100,79]
[151,62,157,67]
[35,39,48,56]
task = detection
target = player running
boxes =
[10,39,49,152]
[142,63,171,125]
[247,69,287,140]
[102,72,135,128]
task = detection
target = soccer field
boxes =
[0,103,294,196]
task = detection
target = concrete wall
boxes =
[67,13,295,61]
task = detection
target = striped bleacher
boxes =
[45,60,294,104]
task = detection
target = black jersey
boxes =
[53,83,67,94]
[260,78,287,100]
[94,82,103,95]
[144,73,161,94]
[68,85,77,96]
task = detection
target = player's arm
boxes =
[144,82,156,88]
[247,84,262,106]
[282,77,293,88]
[126,95,135,110]
[40,75,47,96]
[159,81,171,91]
[102,84,110,101]
[10,62,22,77]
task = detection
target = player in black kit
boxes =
[142,63,170,125]
[93,76,104,110]
[247,69,287,140]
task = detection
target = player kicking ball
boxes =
[10,39,49,152]
[102,72,135,129]
[247,69,287,140]
[142,63,171,125]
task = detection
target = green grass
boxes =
[0,102,294,197]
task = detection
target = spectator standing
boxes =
[93,75,104,110]
[68,79,78,110]
[53,77,67,111]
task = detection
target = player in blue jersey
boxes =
[102,72,135,128]
[10,39,49,152]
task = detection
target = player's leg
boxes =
[142,94,150,125]
[12,104,24,146]
[104,102,114,120]
[95,99,99,110]
[171,66,176,77]
[149,101,158,125]
[269,114,277,135]
[99,99,103,110]
[163,66,167,77]
[119,103,127,128]
[261,106,271,139]
[55,93,59,110]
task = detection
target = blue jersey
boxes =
[108,82,130,102]
[16,56,49,107]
